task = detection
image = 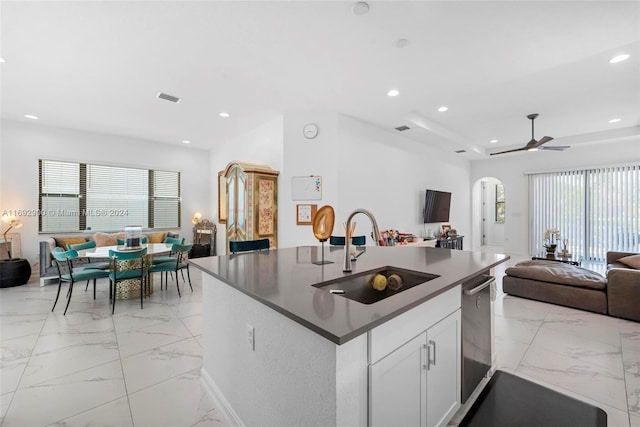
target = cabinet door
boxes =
[369,333,427,427]
[426,310,461,427]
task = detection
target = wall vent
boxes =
[157,92,181,103]
[455,150,466,153]
[395,125,410,131]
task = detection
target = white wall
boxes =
[470,137,640,256]
[0,120,211,264]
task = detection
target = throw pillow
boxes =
[93,232,124,247]
[54,237,87,250]
[618,254,640,269]
[148,232,166,244]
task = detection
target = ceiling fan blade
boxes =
[537,136,554,145]
[539,145,570,151]
[489,147,528,156]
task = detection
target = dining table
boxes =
[76,243,174,300]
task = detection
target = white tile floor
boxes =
[1,252,639,427]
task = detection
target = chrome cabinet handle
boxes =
[423,343,428,370]
[428,339,436,367]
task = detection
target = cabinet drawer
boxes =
[368,285,460,363]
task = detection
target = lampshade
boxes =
[192,212,202,224]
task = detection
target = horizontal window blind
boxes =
[529,164,639,261]
[39,160,180,232]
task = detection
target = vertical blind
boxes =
[529,164,639,261]
[39,159,181,233]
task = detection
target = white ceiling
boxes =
[1,1,639,159]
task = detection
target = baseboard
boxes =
[200,368,245,427]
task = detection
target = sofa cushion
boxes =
[147,232,166,243]
[617,254,640,270]
[505,260,607,290]
[93,232,125,247]
[54,236,87,250]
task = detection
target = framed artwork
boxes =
[292,176,322,200]
[442,224,452,231]
[296,204,317,225]
[218,171,227,223]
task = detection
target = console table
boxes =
[532,253,582,266]
[436,235,464,250]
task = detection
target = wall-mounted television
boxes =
[423,189,451,223]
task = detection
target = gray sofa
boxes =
[39,231,180,285]
[503,251,640,322]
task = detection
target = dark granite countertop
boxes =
[190,246,509,345]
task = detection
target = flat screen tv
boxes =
[423,189,451,223]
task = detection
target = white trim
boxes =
[200,368,245,427]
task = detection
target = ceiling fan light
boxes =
[527,148,539,152]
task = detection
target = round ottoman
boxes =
[0,259,32,287]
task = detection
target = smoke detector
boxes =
[351,2,370,16]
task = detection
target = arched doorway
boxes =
[471,177,505,253]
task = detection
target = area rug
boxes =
[459,370,607,427]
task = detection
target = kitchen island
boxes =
[191,246,509,427]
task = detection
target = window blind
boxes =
[39,160,180,232]
[529,164,639,261]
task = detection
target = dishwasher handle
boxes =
[463,277,495,296]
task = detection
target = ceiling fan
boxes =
[490,113,570,156]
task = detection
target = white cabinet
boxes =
[369,310,461,427]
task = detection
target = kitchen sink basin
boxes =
[312,266,440,304]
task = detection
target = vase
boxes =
[545,245,557,254]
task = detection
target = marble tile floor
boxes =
[0,254,638,427]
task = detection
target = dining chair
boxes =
[50,248,111,315]
[329,235,366,246]
[67,240,110,291]
[229,238,270,254]
[108,247,148,314]
[149,243,193,297]
[152,236,186,284]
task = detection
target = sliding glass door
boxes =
[529,164,639,262]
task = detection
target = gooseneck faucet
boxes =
[343,208,382,272]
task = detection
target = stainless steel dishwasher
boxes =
[461,274,495,403]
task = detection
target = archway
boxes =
[471,177,505,252]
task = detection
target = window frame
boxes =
[38,159,181,233]
[495,183,505,223]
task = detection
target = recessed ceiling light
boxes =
[182,140,191,144]
[608,118,621,123]
[0,57,5,63]
[394,38,410,49]
[219,112,230,118]
[609,54,630,64]
[438,106,448,112]
[351,1,370,16]
[387,89,399,97]
[490,139,498,144]
[24,114,39,120]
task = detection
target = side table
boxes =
[532,253,583,266]
[0,259,32,287]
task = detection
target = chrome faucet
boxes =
[343,208,382,272]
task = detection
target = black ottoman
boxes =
[0,259,32,287]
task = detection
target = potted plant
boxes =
[543,228,561,254]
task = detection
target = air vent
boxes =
[455,150,466,153]
[395,125,410,131]
[157,92,181,103]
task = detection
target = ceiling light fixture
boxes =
[609,54,630,64]
[182,140,191,144]
[219,112,230,118]
[490,139,498,144]
[438,106,448,112]
[387,89,399,97]
[527,148,539,152]
[0,57,5,63]
[608,118,621,123]
[24,114,39,120]
[351,1,370,16]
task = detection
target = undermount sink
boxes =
[312,266,440,305]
